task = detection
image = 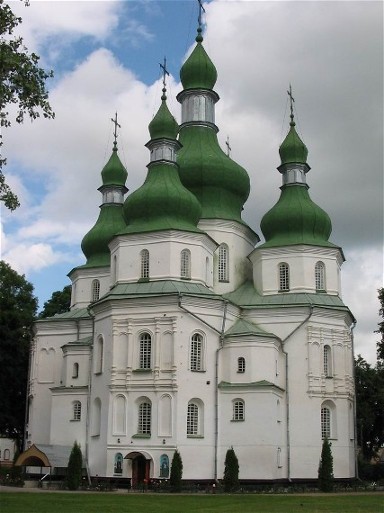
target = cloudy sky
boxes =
[1,0,382,364]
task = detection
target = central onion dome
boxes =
[81,142,128,267]
[260,114,333,248]
[122,87,202,234]
[177,28,250,224]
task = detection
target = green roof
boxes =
[97,280,218,301]
[224,318,275,338]
[101,143,128,187]
[260,185,334,248]
[37,308,90,321]
[148,94,178,140]
[279,121,308,165]
[224,280,351,312]
[178,126,250,224]
[81,204,126,267]
[180,28,217,90]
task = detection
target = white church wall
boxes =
[69,267,110,309]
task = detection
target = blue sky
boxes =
[1,0,383,364]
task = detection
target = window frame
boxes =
[138,401,152,435]
[187,402,199,436]
[237,357,245,373]
[180,249,191,279]
[232,399,245,421]
[315,261,326,291]
[139,332,152,370]
[190,333,203,371]
[73,401,81,421]
[278,262,290,292]
[140,249,150,279]
[321,406,331,439]
[91,279,100,302]
[323,345,332,377]
[218,244,229,282]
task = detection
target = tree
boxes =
[318,437,334,492]
[376,288,384,363]
[223,446,239,492]
[66,441,83,490]
[0,260,37,449]
[0,0,54,210]
[170,449,183,492]
[38,285,71,318]
[355,355,384,459]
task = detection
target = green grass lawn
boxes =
[0,492,382,513]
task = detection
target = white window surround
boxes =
[237,357,245,373]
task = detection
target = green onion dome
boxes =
[260,118,333,248]
[81,145,128,267]
[122,92,202,235]
[180,28,217,90]
[279,118,308,165]
[101,141,128,186]
[81,204,127,267]
[178,126,250,223]
[148,90,179,140]
[260,185,333,248]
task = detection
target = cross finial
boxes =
[111,112,121,147]
[287,84,295,126]
[159,57,170,99]
[225,136,232,158]
[197,0,206,30]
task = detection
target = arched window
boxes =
[278,262,290,291]
[95,336,104,374]
[218,244,229,282]
[140,249,149,279]
[180,249,191,279]
[160,454,169,478]
[190,333,203,371]
[233,399,245,421]
[91,398,101,436]
[138,401,151,435]
[237,357,245,373]
[73,401,81,421]
[114,453,123,474]
[187,402,199,435]
[72,362,79,379]
[321,406,331,439]
[315,261,326,291]
[139,332,152,369]
[4,449,10,460]
[323,345,332,377]
[277,447,282,468]
[91,279,100,302]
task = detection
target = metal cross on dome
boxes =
[111,112,121,144]
[287,84,295,120]
[197,0,206,29]
[226,136,232,158]
[159,57,170,89]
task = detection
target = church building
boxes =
[18,21,356,485]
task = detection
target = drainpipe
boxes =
[85,306,95,486]
[280,305,314,481]
[177,293,228,482]
[350,320,358,480]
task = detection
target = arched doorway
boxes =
[125,451,151,489]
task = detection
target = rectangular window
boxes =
[233,400,245,421]
[139,333,152,369]
[138,402,151,434]
[321,407,331,439]
[279,263,289,291]
[187,403,199,435]
[190,334,202,371]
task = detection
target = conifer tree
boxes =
[66,441,83,490]
[170,449,183,492]
[318,437,334,492]
[223,446,239,492]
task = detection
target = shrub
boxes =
[223,447,239,492]
[170,450,183,492]
[318,437,334,492]
[66,441,83,490]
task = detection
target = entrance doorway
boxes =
[131,455,149,488]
